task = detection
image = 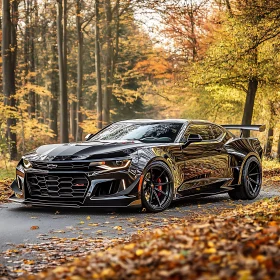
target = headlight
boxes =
[23,158,32,169]
[89,159,131,170]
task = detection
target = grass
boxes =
[0,160,17,180]
[0,168,15,180]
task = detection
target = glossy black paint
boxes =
[9,119,264,208]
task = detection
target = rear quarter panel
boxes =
[224,137,263,184]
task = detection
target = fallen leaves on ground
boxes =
[0,237,124,279]
[0,179,13,203]
[263,168,280,191]
[16,197,280,280]
[30,226,39,230]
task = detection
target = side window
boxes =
[183,124,215,141]
[211,125,224,139]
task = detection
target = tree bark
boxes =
[95,0,103,129]
[265,127,274,158]
[277,134,280,162]
[113,0,120,75]
[103,0,113,126]
[71,101,77,140]
[29,1,36,118]
[56,0,69,142]
[2,0,18,160]
[76,0,83,141]
[24,0,30,86]
[63,0,68,87]
[241,77,258,138]
[50,47,59,141]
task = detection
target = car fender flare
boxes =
[145,156,174,174]
[138,156,175,192]
[238,152,262,185]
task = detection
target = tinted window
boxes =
[184,124,214,141]
[90,123,183,143]
[211,125,223,139]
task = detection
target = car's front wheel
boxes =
[228,156,262,200]
[141,161,174,212]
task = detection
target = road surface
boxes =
[0,188,279,278]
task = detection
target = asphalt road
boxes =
[0,187,279,278]
[0,189,279,252]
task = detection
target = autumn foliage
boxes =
[16,197,280,280]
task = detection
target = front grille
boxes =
[31,161,89,170]
[26,173,89,200]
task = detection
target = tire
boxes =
[141,161,174,212]
[228,156,262,200]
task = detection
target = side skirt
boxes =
[174,188,230,201]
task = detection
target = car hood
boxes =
[25,140,152,161]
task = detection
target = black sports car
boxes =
[9,119,265,212]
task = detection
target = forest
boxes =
[2,1,280,279]
[1,0,280,161]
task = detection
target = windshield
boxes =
[90,122,183,143]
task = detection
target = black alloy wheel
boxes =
[228,156,262,200]
[141,161,173,212]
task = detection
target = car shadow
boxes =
[7,193,233,216]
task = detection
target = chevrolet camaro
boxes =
[9,119,265,212]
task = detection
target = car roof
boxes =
[117,119,213,124]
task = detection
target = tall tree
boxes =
[161,0,210,62]
[75,0,83,141]
[29,0,37,118]
[102,0,113,126]
[50,11,59,141]
[57,0,69,142]
[190,0,280,136]
[2,0,18,159]
[95,0,102,129]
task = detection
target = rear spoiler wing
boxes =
[221,125,266,137]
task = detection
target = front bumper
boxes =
[10,163,142,208]
[9,194,141,208]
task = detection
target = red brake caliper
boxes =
[157,178,162,197]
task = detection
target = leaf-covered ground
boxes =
[1,164,280,279]
[12,197,280,280]
[0,179,13,203]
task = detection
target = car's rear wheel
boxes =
[228,156,262,200]
[141,161,173,212]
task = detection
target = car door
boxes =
[177,122,232,197]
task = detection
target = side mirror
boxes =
[182,133,203,149]
[85,134,93,141]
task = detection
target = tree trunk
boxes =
[50,45,59,141]
[277,134,280,162]
[29,15,36,118]
[2,0,18,160]
[24,0,30,86]
[103,0,113,126]
[95,0,102,129]
[241,77,258,138]
[265,127,274,158]
[113,0,120,76]
[56,0,69,142]
[76,0,83,141]
[188,2,197,62]
[277,134,280,161]
[71,101,77,140]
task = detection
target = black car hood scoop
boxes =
[32,140,143,161]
